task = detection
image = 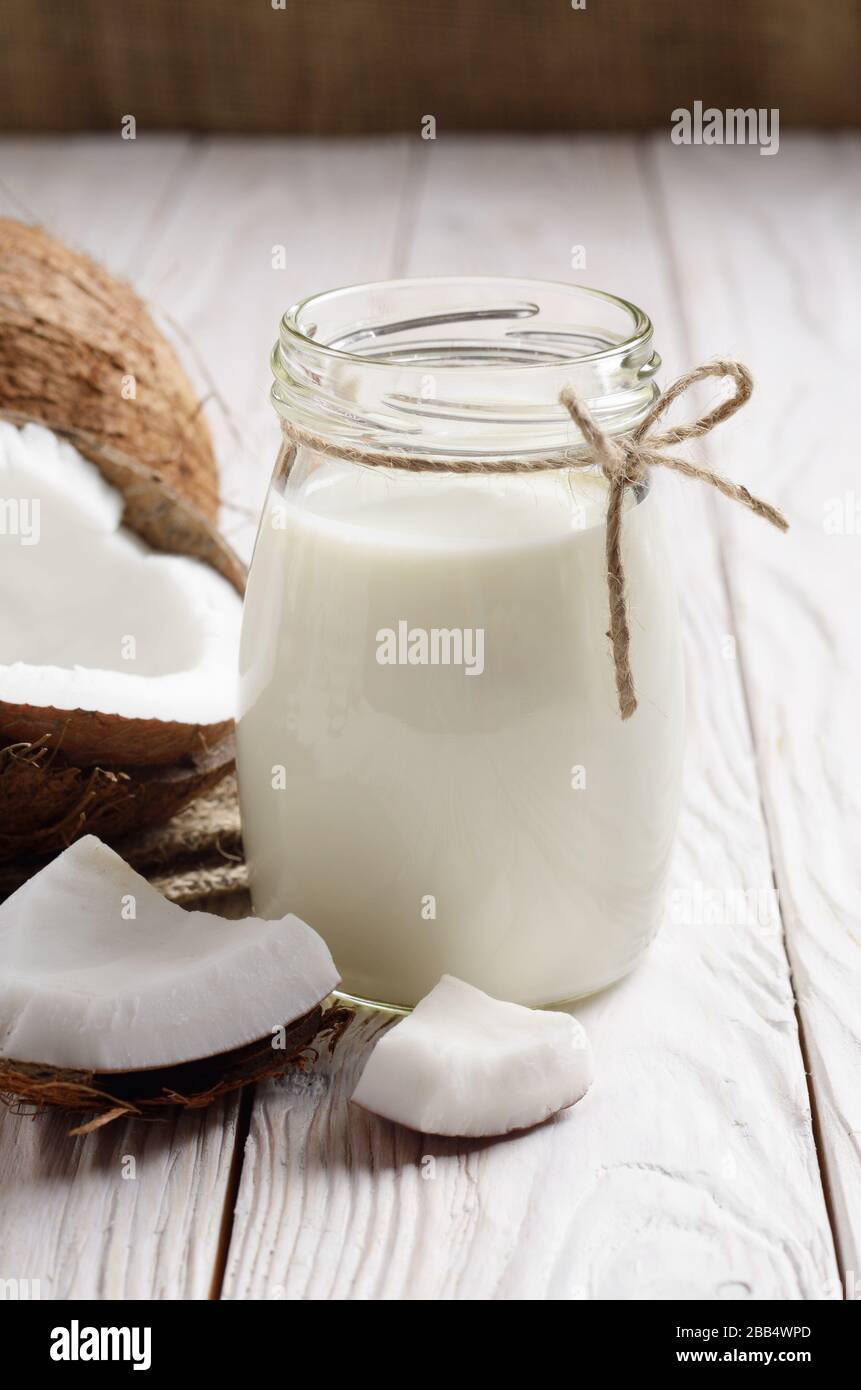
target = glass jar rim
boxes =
[280,275,654,372]
[272,275,661,458]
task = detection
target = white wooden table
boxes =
[0,133,858,1301]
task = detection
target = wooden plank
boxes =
[651,133,861,1285]
[223,137,839,1299]
[0,134,192,273]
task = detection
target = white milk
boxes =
[237,457,684,1007]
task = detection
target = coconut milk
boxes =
[237,456,684,1007]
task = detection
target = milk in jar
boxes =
[237,453,683,1007]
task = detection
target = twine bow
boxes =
[560,360,788,719]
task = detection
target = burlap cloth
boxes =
[0,774,250,915]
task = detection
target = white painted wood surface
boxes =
[0,1100,238,1300]
[0,134,856,1300]
[651,137,861,1284]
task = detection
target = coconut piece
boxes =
[0,218,218,519]
[0,835,340,1072]
[351,975,593,1137]
[0,421,241,765]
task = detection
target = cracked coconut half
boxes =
[0,835,344,1122]
[0,420,243,859]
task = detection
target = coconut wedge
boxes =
[0,835,340,1072]
[351,975,593,1137]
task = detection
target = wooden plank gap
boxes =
[209,1082,256,1301]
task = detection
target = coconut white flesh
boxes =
[0,835,339,1072]
[351,974,593,1137]
[0,421,240,722]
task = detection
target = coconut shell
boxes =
[0,731,236,863]
[0,704,234,770]
[0,1004,354,1133]
[0,218,219,519]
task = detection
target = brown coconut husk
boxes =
[0,218,219,519]
[0,731,236,864]
[0,704,234,772]
[0,1003,354,1134]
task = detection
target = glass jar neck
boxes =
[271,277,660,460]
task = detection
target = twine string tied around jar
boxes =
[278,358,788,720]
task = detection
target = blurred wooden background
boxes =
[0,0,858,134]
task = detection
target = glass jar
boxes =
[237,277,684,1009]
